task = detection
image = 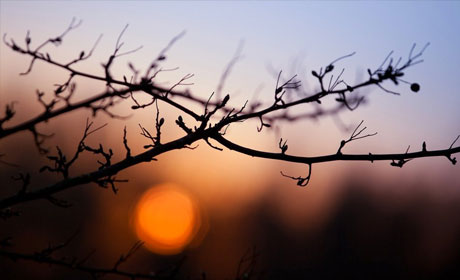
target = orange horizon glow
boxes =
[134,183,202,255]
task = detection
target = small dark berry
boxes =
[410,83,420,92]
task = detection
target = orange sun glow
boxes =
[134,183,201,255]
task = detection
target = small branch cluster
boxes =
[39,119,108,178]
[337,120,377,155]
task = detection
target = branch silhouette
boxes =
[1,19,459,278]
[0,241,183,279]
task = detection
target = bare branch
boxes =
[0,247,166,279]
[337,120,377,154]
[123,126,132,158]
[0,21,457,279]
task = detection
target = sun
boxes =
[133,183,201,255]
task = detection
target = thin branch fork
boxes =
[337,120,377,154]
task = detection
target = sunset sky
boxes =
[1,1,460,278]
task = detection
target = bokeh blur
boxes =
[1,1,460,279]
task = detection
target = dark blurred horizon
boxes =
[2,170,460,279]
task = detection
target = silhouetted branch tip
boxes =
[280,164,312,187]
[337,120,377,154]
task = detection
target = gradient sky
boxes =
[2,1,459,135]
